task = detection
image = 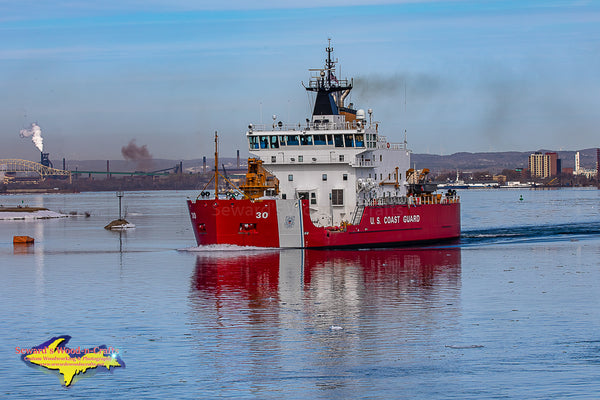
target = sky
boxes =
[1,0,599,161]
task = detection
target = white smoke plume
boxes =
[19,123,44,152]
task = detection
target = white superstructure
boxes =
[246,43,413,227]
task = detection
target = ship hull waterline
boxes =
[188,198,460,249]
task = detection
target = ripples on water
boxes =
[1,188,600,398]
[461,221,600,246]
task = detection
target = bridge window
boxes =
[344,134,354,147]
[260,136,269,149]
[270,136,279,148]
[286,135,299,146]
[355,134,364,147]
[313,135,326,145]
[249,136,259,149]
[334,135,344,147]
[279,135,286,146]
[327,135,333,145]
[300,135,313,146]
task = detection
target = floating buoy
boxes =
[13,236,34,244]
[519,195,524,201]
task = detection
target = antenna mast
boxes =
[214,131,219,200]
[326,38,334,87]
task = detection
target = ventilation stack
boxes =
[40,152,53,168]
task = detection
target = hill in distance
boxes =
[54,148,598,176]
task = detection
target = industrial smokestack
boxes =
[203,156,206,173]
[40,152,52,167]
[63,158,66,171]
[237,150,240,168]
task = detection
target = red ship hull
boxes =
[187,198,460,248]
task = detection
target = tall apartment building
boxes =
[528,152,559,178]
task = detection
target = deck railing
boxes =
[363,194,460,207]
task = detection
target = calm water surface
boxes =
[1,188,599,399]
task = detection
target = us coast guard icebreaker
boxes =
[187,43,460,248]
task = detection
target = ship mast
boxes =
[325,39,334,88]
[305,40,353,116]
[214,131,218,200]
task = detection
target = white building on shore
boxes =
[574,151,598,178]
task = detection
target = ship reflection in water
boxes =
[191,248,461,309]
[189,248,462,393]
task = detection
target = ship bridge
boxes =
[0,159,72,183]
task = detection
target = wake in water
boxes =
[461,221,600,246]
[178,244,280,254]
[179,222,600,251]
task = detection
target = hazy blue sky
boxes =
[1,0,599,161]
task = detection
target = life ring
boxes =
[386,142,390,149]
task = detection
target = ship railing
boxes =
[248,121,364,132]
[376,141,407,150]
[248,122,353,132]
[411,194,461,205]
[351,159,375,167]
[308,121,352,130]
[364,193,460,206]
[364,196,408,206]
[248,123,305,132]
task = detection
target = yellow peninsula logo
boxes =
[18,335,125,387]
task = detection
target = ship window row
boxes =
[287,173,349,183]
[281,189,344,205]
[249,134,367,149]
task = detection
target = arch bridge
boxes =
[0,159,72,183]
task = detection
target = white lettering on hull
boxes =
[402,215,420,223]
[370,215,420,225]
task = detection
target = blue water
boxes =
[1,188,599,398]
